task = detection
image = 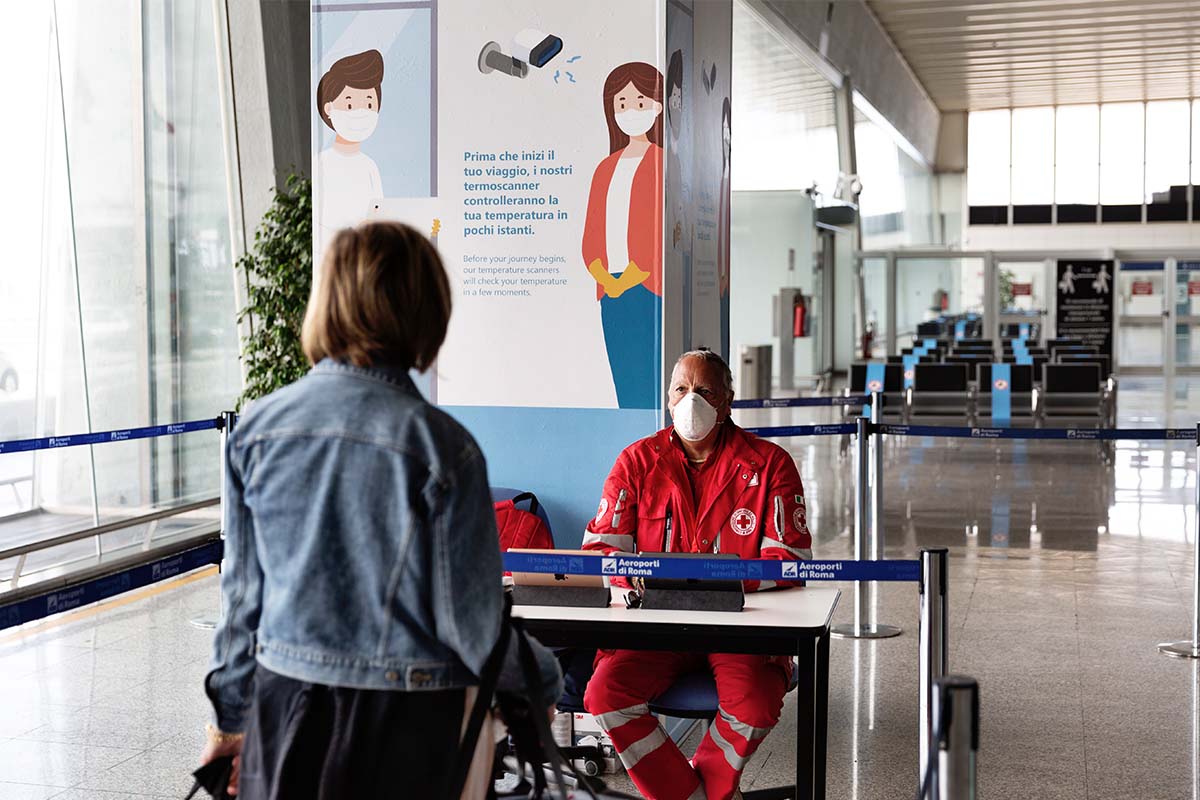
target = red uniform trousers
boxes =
[583,650,791,800]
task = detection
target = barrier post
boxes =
[869,391,901,636]
[928,675,979,800]
[1158,422,1200,658]
[189,410,236,631]
[919,548,949,792]
[833,401,901,639]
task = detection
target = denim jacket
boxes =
[205,360,560,732]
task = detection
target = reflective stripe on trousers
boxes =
[582,531,634,551]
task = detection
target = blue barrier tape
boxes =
[732,396,869,409]
[744,423,858,438]
[503,552,921,582]
[0,539,223,631]
[875,424,1197,441]
[0,418,221,455]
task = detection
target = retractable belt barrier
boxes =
[744,423,858,438]
[502,551,920,582]
[732,395,870,410]
[0,417,223,454]
[874,424,1196,441]
[747,421,1197,442]
[0,539,222,631]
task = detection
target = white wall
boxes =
[730,190,817,389]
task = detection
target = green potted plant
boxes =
[235,174,313,408]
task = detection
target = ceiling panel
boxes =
[867,0,1200,110]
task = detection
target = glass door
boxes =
[1115,261,1165,375]
[997,260,1050,343]
[1175,261,1200,376]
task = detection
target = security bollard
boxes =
[1158,421,1200,658]
[189,410,237,631]
[870,392,901,636]
[832,401,901,639]
[919,547,950,793]
[926,676,979,800]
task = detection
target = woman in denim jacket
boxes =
[200,222,561,798]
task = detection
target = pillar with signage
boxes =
[312,0,733,543]
[1055,259,1114,360]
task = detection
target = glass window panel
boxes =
[1100,102,1144,205]
[1010,106,1054,204]
[967,109,1010,206]
[1055,104,1099,205]
[1144,100,1189,203]
[731,3,838,195]
[0,1,238,582]
[1192,100,1200,185]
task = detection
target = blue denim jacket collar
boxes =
[311,358,418,394]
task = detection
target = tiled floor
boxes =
[1,378,1199,798]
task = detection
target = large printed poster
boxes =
[313,0,666,410]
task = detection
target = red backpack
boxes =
[494,491,554,552]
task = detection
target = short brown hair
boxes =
[317,50,385,131]
[302,222,451,371]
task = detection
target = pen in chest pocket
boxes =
[664,502,673,552]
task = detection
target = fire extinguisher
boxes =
[792,296,807,338]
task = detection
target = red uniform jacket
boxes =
[581,145,664,300]
[583,423,812,592]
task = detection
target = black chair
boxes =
[910,363,971,424]
[1046,337,1085,350]
[1041,364,1104,427]
[1057,354,1111,378]
[847,362,905,421]
[945,354,992,370]
[1002,354,1049,379]
[976,364,1035,426]
[1051,345,1098,361]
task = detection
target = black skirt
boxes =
[238,666,467,800]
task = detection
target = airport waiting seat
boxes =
[976,364,1035,427]
[1057,353,1111,378]
[1047,337,1085,350]
[909,363,971,425]
[1051,345,1098,361]
[1040,364,1104,427]
[846,362,906,422]
[1003,354,1048,378]
[945,354,992,369]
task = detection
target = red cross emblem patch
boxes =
[731,508,757,536]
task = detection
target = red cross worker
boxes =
[581,351,813,800]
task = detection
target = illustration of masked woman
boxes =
[316,50,385,256]
[582,62,665,410]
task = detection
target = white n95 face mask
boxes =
[672,392,719,442]
[329,108,379,142]
[615,108,658,137]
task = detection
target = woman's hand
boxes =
[200,725,245,796]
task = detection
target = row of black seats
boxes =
[846,360,1116,428]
